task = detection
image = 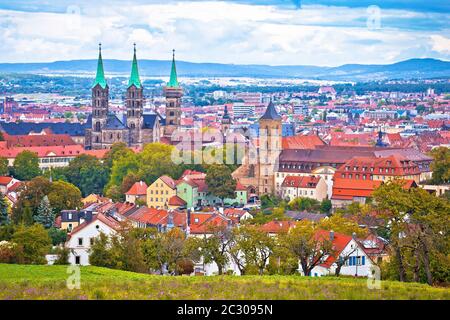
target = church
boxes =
[85,44,183,150]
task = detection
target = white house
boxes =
[279,175,328,202]
[65,213,121,265]
[307,230,374,277]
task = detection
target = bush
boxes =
[0,241,23,264]
[12,224,52,264]
[176,259,194,275]
[48,228,67,246]
[53,246,70,265]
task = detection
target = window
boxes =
[68,224,73,232]
[362,256,366,266]
[78,238,83,246]
[90,238,95,246]
[68,213,72,220]
[75,256,81,265]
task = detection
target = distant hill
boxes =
[0,58,449,81]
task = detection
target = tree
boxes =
[48,227,67,246]
[201,225,233,275]
[0,157,9,176]
[0,196,9,225]
[318,213,367,238]
[12,150,41,181]
[47,180,82,213]
[229,225,276,275]
[205,164,237,205]
[103,142,134,169]
[429,147,450,184]
[137,143,184,186]
[53,246,70,265]
[12,224,52,264]
[64,155,109,196]
[281,220,333,276]
[89,232,114,268]
[288,197,321,212]
[11,176,52,224]
[320,199,332,214]
[34,195,55,229]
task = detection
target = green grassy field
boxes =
[0,264,448,300]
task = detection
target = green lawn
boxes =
[0,264,448,300]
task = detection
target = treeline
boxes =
[88,214,365,276]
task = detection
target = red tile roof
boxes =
[282,134,325,150]
[260,220,295,234]
[332,178,382,200]
[281,175,321,188]
[0,176,13,186]
[3,133,77,148]
[315,230,353,268]
[125,181,148,196]
[168,195,187,206]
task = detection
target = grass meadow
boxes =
[0,264,448,300]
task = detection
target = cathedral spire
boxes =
[167,49,179,88]
[92,43,107,89]
[128,43,142,89]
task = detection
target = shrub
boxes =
[53,246,70,265]
[0,241,23,264]
[176,259,194,275]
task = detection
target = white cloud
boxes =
[430,35,450,54]
[0,1,448,65]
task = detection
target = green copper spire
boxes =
[92,43,108,89]
[167,49,179,88]
[128,43,142,89]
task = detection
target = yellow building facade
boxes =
[146,176,177,209]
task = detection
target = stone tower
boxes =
[258,99,282,194]
[91,43,109,148]
[164,50,183,137]
[221,104,232,134]
[126,44,144,147]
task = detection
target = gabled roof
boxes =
[315,230,353,268]
[282,134,325,150]
[125,181,148,196]
[260,220,295,234]
[332,178,382,200]
[259,100,281,121]
[143,114,159,129]
[168,195,187,206]
[281,175,321,188]
[105,114,127,130]
[159,175,177,189]
[68,213,121,238]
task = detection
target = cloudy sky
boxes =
[0,0,449,66]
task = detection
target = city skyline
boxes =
[0,0,449,66]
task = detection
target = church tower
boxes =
[91,43,109,149]
[164,50,183,137]
[258,99,282,194]
[221,105,232,134]
[126,44,144,147]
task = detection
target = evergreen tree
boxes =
[34,196,55,229]
[0,196,9,225]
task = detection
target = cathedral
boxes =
[85,44,182,150]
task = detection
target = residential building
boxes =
[279,175,327,201]
[125,181,148,204]
[65,213,121,265]
[147,175,177,209]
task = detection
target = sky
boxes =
[0,0,449,66]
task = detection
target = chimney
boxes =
[187,209,191,226]
[352,232,357,240]
[330,230,334,241]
